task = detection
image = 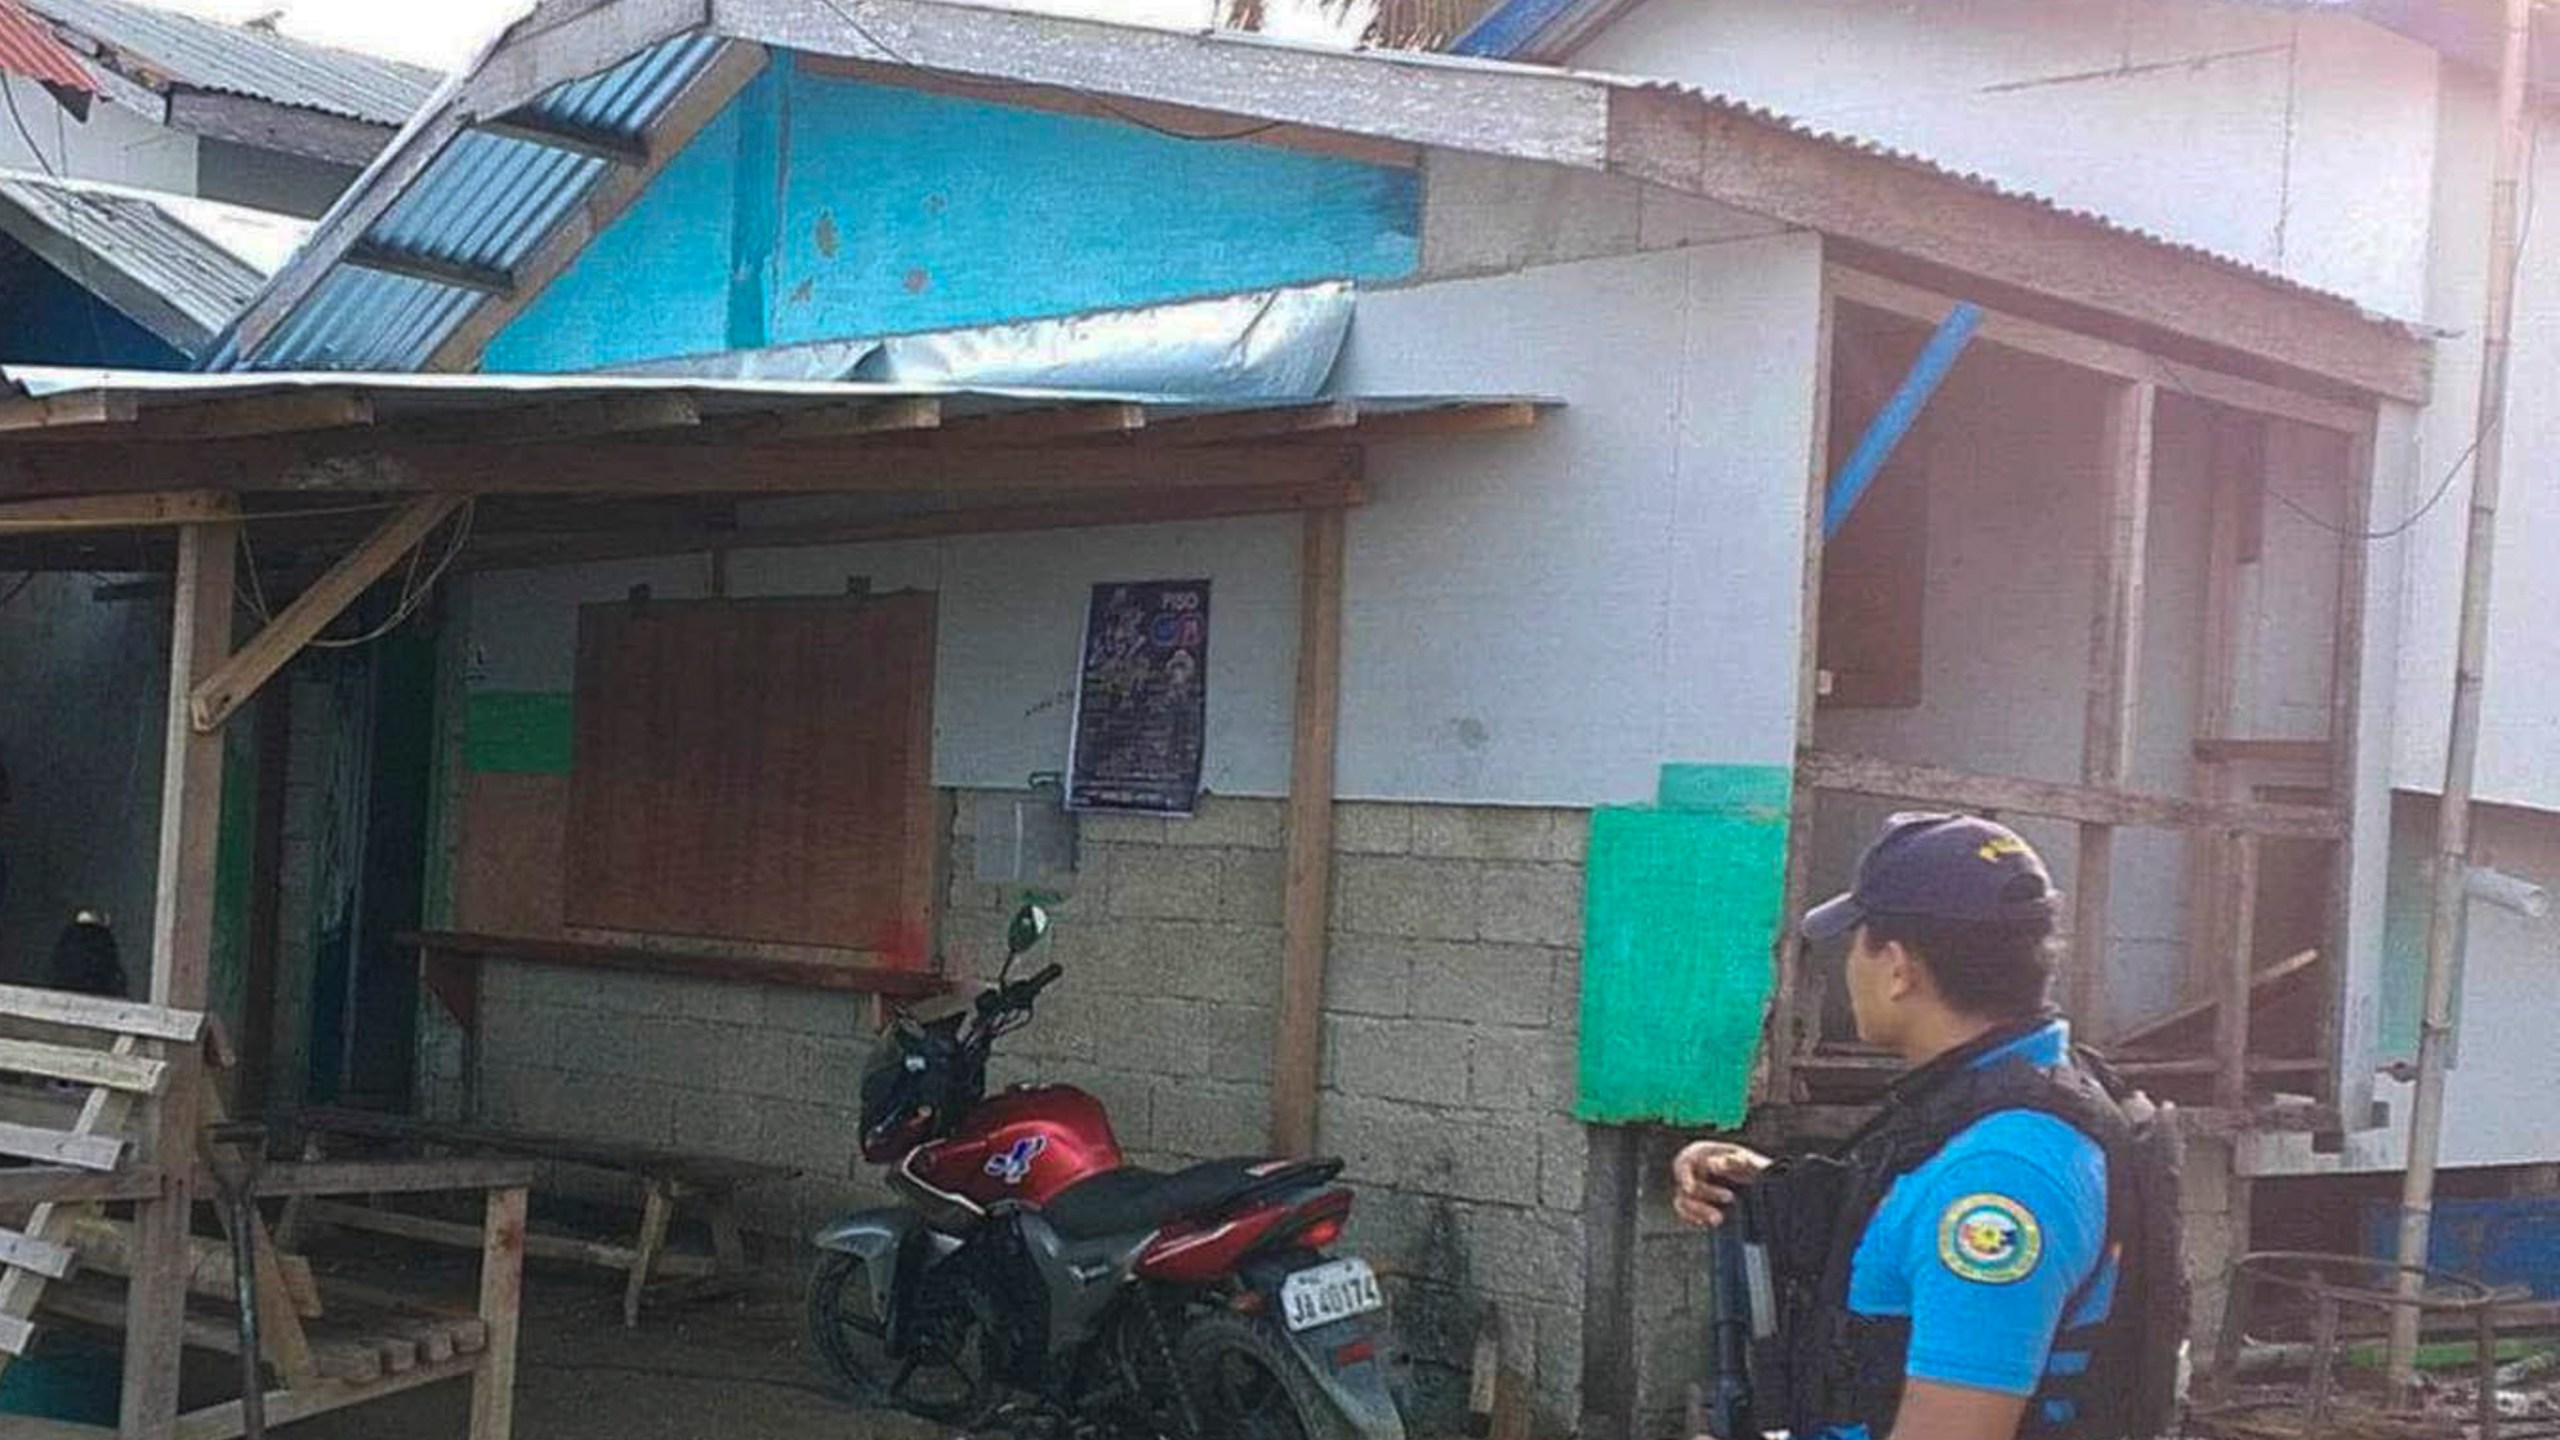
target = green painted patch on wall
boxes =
[1577,764,1792,1128]
[463,692,574,775]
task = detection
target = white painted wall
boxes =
[463,235,1827,808]
[1573,0,2441,320]
[0,78,196,193]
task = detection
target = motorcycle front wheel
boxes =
[806,1250,993,1425]
[1176,1311,1362,1440]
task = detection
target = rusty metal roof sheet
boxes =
[21,0,438,125]
[0,0,96,95]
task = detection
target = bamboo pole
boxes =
[2389,0,2532,1393]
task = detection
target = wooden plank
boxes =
[433,42,768,371]
[1828,268,2377,435]
[0,1121,127,1171]
[0,435,1365,502]
[0,985,204,1042]
[471,1188,528,1440]
[123,392,375,444]
[0,391,137,433]
[1316,400,1543,443]
[2216,833,2265,1111]
[221,1157,545,1198]
[2114,948,2322,1052]
[296,1202,718,1278]
[0,492,233,534]
[2073,381,2157,1034]
[2320,423,2378,1116]
[1609,90,2431,401]
[1798,751,2346,840]
[702,395,941,445]
[384,393,702,447]
[126,511,239,1440]
[0,1417,116,1440]
[1271,506,1346,1158]
[1772,281,1839,1106]
[0,1165,164,1206]
[2193,738,2333,767]
[620,1182,674,1328]
[188,496,468,733]
[934,403,1146,446]
[0,1037,167,1094]
[0,1041,148,1382]
[462,475,1365,572]
[172,1355,483,1440]
[293,1107,790,1187]
[0,1310,32,1355]
[1129,400,1360,447]
[64,1217,323,1324]
[343,242,515,298]
[0,1227,77,1280]
[473,113,650,166]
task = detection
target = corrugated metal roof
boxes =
[214,1,2411,381]
[0,0,97,94]
[21,0,438,124]
[0,170,307,348]
[217,30,726,372]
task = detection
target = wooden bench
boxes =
[289,1107,797,1327]
[0,982,533,1439]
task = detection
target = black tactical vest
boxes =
[1740,1019,2188,1440]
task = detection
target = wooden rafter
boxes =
[431,42,770,371]
[933,403,1147,446]
[0,391,137,434]
[188,496,469,733]
[475,113,650,166]
[384,393,703,447]
[1125,400,1360,447]
[344,243,516,299]
[700,396,943,444]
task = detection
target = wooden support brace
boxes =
[1271,506,1346,1157]
[0,390,137,433]
[189,495,467,733]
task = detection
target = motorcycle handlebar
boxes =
[978,963,1066,1019]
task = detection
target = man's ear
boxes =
[1878,938,1922,1003]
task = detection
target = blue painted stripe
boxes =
[1823,302,1981,538]
[1450,0,1586,56]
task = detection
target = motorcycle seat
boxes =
[1040,1156,1344,1242]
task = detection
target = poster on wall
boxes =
[1068,579,1211,815]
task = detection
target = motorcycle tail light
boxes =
[1299,1216,1346,1250]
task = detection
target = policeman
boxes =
[1673,812,2176,1440]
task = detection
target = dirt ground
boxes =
[218,1243,951,1440]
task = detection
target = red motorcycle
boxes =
[809,904,1406,1440]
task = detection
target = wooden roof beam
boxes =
[0,391,138,434]
[932,403,1147,446]
[1123,400,1361,447]
[475,113,650,167]
[702,395,943,444]
[0,492,233,535]
[343,242,517,299]
[385,392,703,446]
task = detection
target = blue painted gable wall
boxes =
[487,56,1421,372]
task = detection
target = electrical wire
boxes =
[304,499,475,649]
[2143,115,2538,546]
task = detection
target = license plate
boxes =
[1280,1258,1385,1333]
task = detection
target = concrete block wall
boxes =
[461,791,1596,1430]
[943,793,1593,1434]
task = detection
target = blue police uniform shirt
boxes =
[1820,1020,2114,1440]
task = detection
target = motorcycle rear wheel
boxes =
[1176,1312,1359,1440]
[806,1251,993,1425]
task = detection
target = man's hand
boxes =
[1671,1140,1771,1228]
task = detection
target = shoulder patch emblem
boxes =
[1937,1193,2043,1285]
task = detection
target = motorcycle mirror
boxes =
[1007,903,1051,958]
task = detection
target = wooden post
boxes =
[2216,832,2262,1113]
[1772,282,1838,1106]
[2186,414,2247,1009]
[123,508,238,1439]
[2320,423,2377,1112]
[2071,382,2157,1035]
[1270,505,1347,1157]
[470,1186,527,1440]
